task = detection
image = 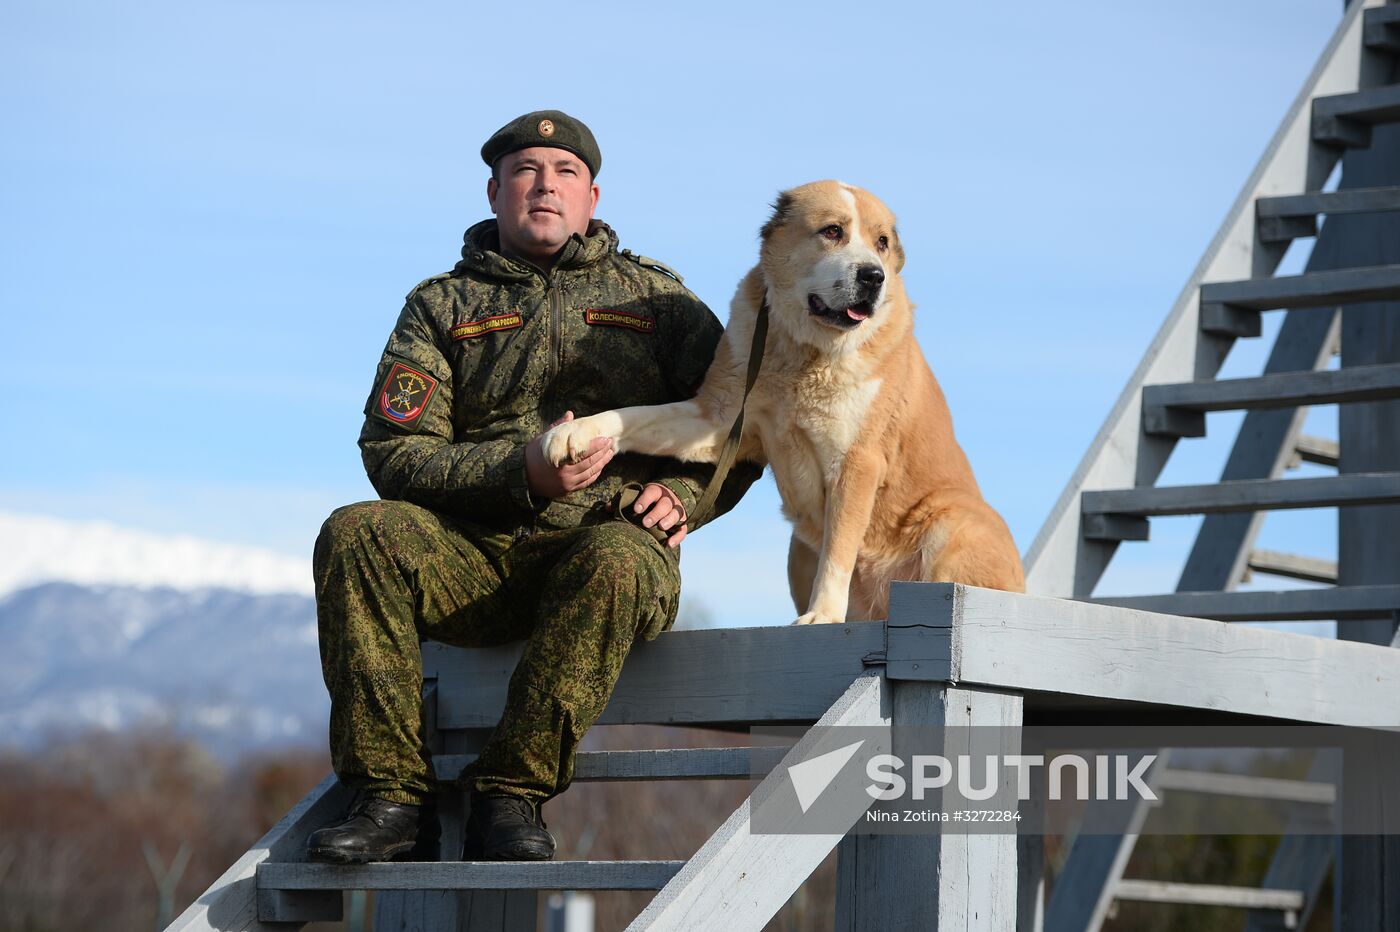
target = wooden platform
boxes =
[165,583,1400,932]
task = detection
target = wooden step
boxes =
[1142,363,1400,436]
[1089,585,1400,621]
[1313,83,1400,147]
[433,746,783,783]
[1291,434,1339,469]
[1199,265,1400,338]
[1246,550,1339,585]
[1113,879,1304,913]
[1255,185,1400,243]
[1081,473,1400,522]
[1155,769,1336,805]
[256,860,685,920]
[258,860,682,892]
[1365,5,1400,54]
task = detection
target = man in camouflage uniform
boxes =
[306,110,760,863]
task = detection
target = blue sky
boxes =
[1,1,1346,627]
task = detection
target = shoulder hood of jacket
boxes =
[453,219,621,281]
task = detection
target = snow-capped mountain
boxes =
[0,513,327,756]
[0,511,314,598]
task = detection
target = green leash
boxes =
[614,296,770,542]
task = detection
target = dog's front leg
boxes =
[795,453,883,625]
[541,399,729,467]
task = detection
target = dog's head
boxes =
[758,181,905,350]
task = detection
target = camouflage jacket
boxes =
[358,219,761,541]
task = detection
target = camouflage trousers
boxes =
[313,499,681,806]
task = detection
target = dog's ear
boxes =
[891,225,906,273]
[760,191,795,241]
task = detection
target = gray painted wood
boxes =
[1022,0,1377,598]
[1246,549,1339,584]
[165,773,351,931]
[374,890,535,932]
[626,674,890,931]
[1365,4,1400,52]
[1043,751,1170,932]
[1253,178,1400,240]
[1171,306,1336,593]
[1113,880,1304,911]
[1243,752,1340,932]
[1091,585,1400,620]
[1313,83,1400,146]
[455,891,538,932]
[1199,302,1265,336]
[834,683,1023,931]
[258,861,684,891]
[1199,264,1400,311]
[1141,404,1206,438]
[883,581,958,682]
[1080,513,1151,542]
[1143,362,1400,419]
[372,892,464,932]
[426,622,885,729]
[1255,184,1400,218]
[1293,433,1341,467]
[1336,118,1400,647]
[1082,472,1400,517]
[1074,305,1334,932]
[1332,103,1400,932]
[434,747,784,783]
[256,889,341,924]
[1258,213,1320,245]
[892,583,1400,725]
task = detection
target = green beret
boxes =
[481,110,601,179]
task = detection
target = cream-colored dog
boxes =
[543,180,1024,623]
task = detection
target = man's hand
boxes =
[632,482,688,548]
[526,411,614,499]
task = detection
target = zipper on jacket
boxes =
[545,276,563,390]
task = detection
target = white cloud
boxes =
[0,511,313,598]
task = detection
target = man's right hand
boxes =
[525,411,614,499]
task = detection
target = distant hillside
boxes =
[0,582,326,757]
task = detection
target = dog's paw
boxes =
[793,611,843,626]
[541,418,607,467]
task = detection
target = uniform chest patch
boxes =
[376,362,439,428]
[584,308,655,333]
[451,313,524,341]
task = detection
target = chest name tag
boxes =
[584,308,655,333]
[376,362,439,428]
[451,313,524,341]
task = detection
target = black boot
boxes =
[463,793,556,861]
[306,794,434,864]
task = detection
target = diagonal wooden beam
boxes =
[626,673,890,931]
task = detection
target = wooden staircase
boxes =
[1031,0,1400,928]
[168,3,1399,930]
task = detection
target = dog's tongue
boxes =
[846,306,871,321]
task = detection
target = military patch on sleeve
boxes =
[583,308,655,333]
[375,362,439,429]
[450,312,524,341]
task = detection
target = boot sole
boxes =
[462,837,554,861]
[307,839,416,864]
